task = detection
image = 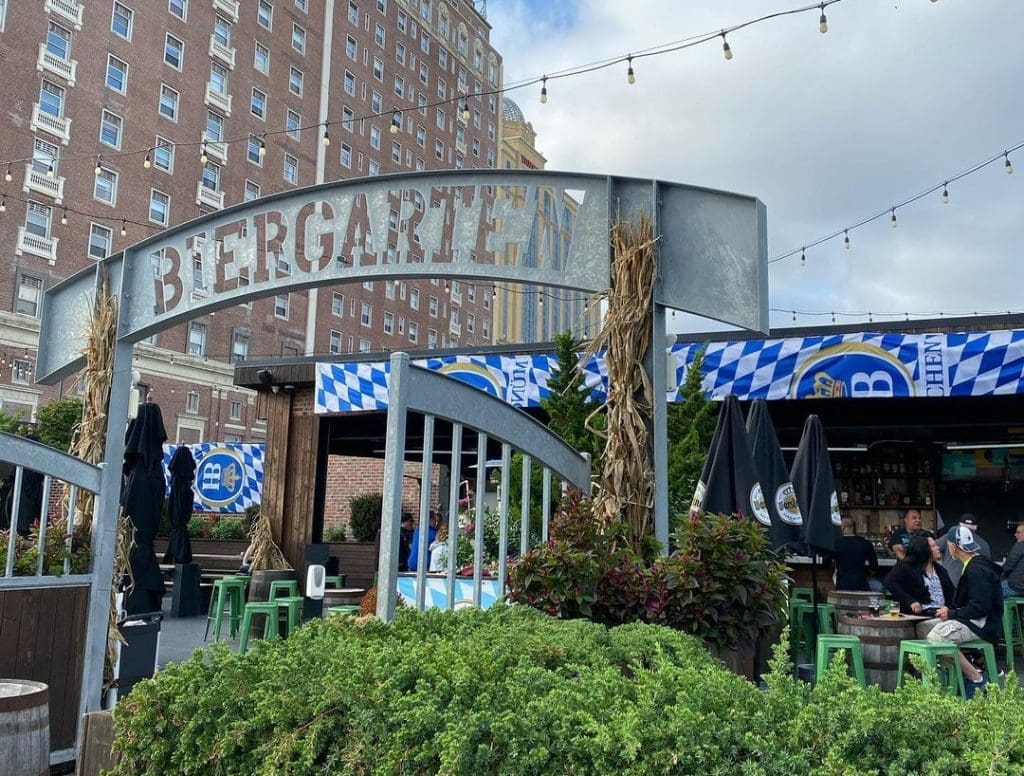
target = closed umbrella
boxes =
[690,395,770,526]
[746,399,803,552]
[789,414,842,664]
[121,403,168,615]
[163,446,195,565]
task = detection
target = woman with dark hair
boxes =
[885,534,955,637]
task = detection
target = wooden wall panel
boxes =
[261,392,292,565]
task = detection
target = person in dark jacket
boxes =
[1000,523,1024,598]
[830,518,880,591]
[885,534,955,630]
[922,525,1003,691]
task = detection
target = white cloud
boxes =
[488,0,1024,332]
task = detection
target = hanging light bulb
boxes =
[831,312,836,324]
[200,142,208,165]
[4,164,11,182]
[391,112,401,134]
[800,247,806,266]
[791,310,796,323]
[143,150,152,169]
[259,137,267,157]
[461,99,470,121]
[819,4,828,33]
[843,229,850,249]
[94,156,102,176]
[890,208,898,228]
[538,294,544,307]
[941,182,950,203]
[1005,151,1014,174]
[46,160,55,178]
[60,207,68,225]
[120,220,127,237]
[322,124,331,146]
[491,287,497,300]
[721,33,733,60]
[0,195,6,213]
[540,76,548,104]
[626,55,635,85]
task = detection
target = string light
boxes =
[721,32,733,60]
[322,123,331,146]
[540,76,548,104]
[1005,151,1014,174]
[258,136,266,158]
[94,156,102,176]
[818,4,828,32]
[626,55,636,84]
[46,160,55,178]
[200,142,208,165]
[60,207,68,225]
[831,312,836,323]
[800,247,806,266]
[941,182,949,203]
[143,150,152,169]
[0,195,5,213]
[792,310,797,323]
[120,220,127,237]
[390,112,401,134]
[772,306,1024,321]
[843,230,850,249]
[461,101,471,122]
[890,208,898,228]
[3,164,10,182]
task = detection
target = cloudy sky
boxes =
[486,0,1024,334]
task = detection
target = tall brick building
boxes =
[0,0,502,443]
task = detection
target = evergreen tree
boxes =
[666,347,718,529]
[35,397,83,452]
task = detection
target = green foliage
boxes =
[349,492,383,542]
[541,331,605,465]
[209,517,247,541]
[34,397,83,452]
[0,407,26,435]
[323,523,347,543]
[109,605,1024,775]
[187,515,210,539]
[667,347,718,531]
[0,519,90,576]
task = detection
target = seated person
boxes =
[887,508,924,561]
[407,510,439,572]
[885,534,954,626]
[1000,522,1024,598]
[428,523,450,572]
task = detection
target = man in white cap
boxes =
[937,514,990,585]
[923,524,1003,695]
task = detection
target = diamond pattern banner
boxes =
[315,329,1024,413]
[396,575,501,610]
[162,443,264,514]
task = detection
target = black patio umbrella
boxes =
[789,413,842,663]
[121,402,168,615]
[691,395,770,526]
[746,399,803,552]
[163,446,195,565]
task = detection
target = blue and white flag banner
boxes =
[396,575,501,610]
[163,442,265,514]
[315,329,1024,413]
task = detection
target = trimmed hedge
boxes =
[111,607,1024,775]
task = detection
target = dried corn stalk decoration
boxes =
[248,509,290,571]
[583,212,659,551]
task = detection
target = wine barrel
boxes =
[0,679,49,776]
[828,590,881,618]
[837,614,918,690]
[247,569,295,602]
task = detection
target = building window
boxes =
[201,161,220,191]
[169,0,187,20]
[286,111,300,140]
[435,108,445,130]
[99,110,122,149]
[292,24,306,53]
[348,0,358,23]
[340,143,352,168]
[232,332,249,362]
[357,338,370,353]
[39,80,65,118]
[329,330,342,353]
[151,137,172,173]
[416,126,425,147]
[371,90,382,113]
[149,189,170,225]
[374,23,385,47]
[397,9,406,31]
[345,34,357,60]
[369,126,380,150]
[89,223,112,259]
[244,180,261,201]
[185,391,200,413]
[251,88,267,119]
[229,400,242,420]
[360,302,372,327]
[32,138,57,177]
[332,293,344,316]
[434,139,443,160]
[247,134,263,164]
[408,322,418,344]
[289,67,303,95]
[383,311,394,334]
[106,55,128,93]
[368,159,379,176]
[467,314,475,334]
[111,2,133,40]
[209,62,228,95]
[275,294,290,318]
[187,322,207,356]
[12,360,31,384]
[427,328,437,347]
[213,15,231,46]
[295,0,308,12]
[482,320,490,339]
[409,288,420,310]
[46,22,71,61]
[94,167,118,205]
[385,281,395,300]
[428,295,438,317]
[342,106,355,131]
[164,33,184,69]
[372,57,383,81]
[394,75,404,97]
[396,42,405,65]
[206,110,224,141]
[159,84,179,120]
[283,154,298,184]
[254,42,270,74]
[16,275,42,317]
[343,71,356,95]
[257,0,273,29]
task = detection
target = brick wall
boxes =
[324,456,441,527]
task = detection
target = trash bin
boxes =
[117,611,163,699]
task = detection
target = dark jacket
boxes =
[830,535,879,591]
[1002,542,1024,594]
[885,562,955,614]
[950,555,1003,643]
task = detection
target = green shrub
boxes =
[348,492,382,542]
[0,519,90,576]
[109,607,1024,775]
[209,517,247,541]
[186,516,210,539]
[323,524,346,543]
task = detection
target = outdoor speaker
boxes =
[306,564,326,600]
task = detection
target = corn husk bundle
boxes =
[248,509,290,571]
[583,212,659,551]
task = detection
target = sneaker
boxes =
[964,673,987,700]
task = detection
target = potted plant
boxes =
[245,509,293,602]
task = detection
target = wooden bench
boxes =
[160,553,242,598]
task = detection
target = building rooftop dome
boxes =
[502,97,526,123]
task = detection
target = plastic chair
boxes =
[238,602,281,655]
[960,638,998,680]
[815,634,866,688]
[204,576,248,642]
[1002,597,1024,667]
[276,596,305,635]
[268,579,299,600]
[896,640,965,696]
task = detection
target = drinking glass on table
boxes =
[886,601,901,618]
[868,596,881,617]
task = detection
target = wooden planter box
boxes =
[328,541,378,590]
[153,538,248,566]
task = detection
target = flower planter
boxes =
[706,639,758,682]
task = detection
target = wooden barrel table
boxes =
[837,614,922,691]
[828,590,881,618]
[0,679,50,776]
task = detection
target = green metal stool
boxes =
[815,634,866,688]
[791,587,814,604]
[324,574,347,589]
[204,576,248,642]
[276,596,305,635]
[1002,597,1024,667]
[327,605,361,617]
[896,639,965,696]
[239,602,281,655]
[268,579,299,600]
[792,603,837,662]
[960,639,998,680]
